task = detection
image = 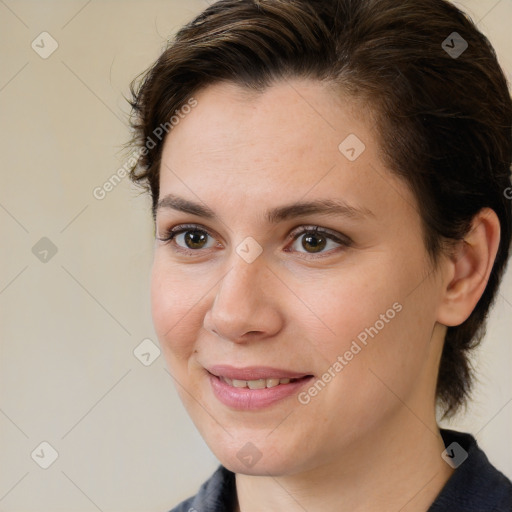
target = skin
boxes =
[151,79,500,512]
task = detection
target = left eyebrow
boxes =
[265,198,375,223]
[156,194,374,223]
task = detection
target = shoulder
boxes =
[167,465,237,512]
[428,429,512,512]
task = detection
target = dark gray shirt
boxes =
[169,429,512,511]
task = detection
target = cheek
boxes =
[150,256,203,362]
[313,272,438,424]
[304,257,431,385]
[304,265,398,354]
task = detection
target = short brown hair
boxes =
[127,0,512,417]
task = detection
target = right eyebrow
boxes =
[157,194,215,219]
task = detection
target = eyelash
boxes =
[157,223,352,258]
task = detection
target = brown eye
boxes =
[301,233,327,253]
[288,226,350,256]
[183,230,209,249]
[157,225,219,253]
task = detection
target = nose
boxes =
[202,255,283,344]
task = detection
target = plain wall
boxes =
[0,1,511,510]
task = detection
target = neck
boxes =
[234,414,453,512]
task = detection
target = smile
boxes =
[219,377,301,389]
[206,366,314,410]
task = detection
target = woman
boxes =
[127,0,512,510]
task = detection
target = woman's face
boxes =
[152,79,448,475]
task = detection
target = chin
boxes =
[219,453,298,477]
[202,433,308,477]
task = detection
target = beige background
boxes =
[0,1,511,510]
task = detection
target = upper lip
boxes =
[207,365,313,381]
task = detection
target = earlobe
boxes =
[437,208,501,327]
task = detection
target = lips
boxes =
[206,365,314,410]
[207,364,312,381]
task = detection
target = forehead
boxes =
[157,79,416,224]
[161,80,370,176]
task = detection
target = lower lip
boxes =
[208,373,313,410]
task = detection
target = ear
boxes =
[437,208,501,327]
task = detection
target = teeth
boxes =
[248,379,266,389]
[265,378,280,388]
[221,377,297,388]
